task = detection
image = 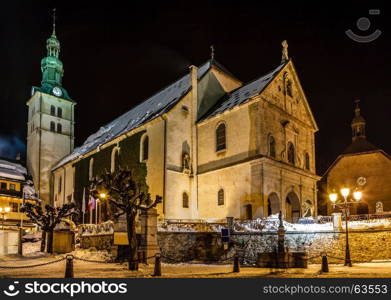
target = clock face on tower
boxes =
[53,87,62,97]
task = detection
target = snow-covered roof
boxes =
[200,62,286,121]
[53,61,212,170]
[0,158,27,181]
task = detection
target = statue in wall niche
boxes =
[376,202,383,213]
[281,40,289,63]
[302,200,314,218]
[182,152,191,174]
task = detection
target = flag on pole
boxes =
[88,196,96,210]
[88,194,96,224]
[81,188,86,224]
[82,188,86,214]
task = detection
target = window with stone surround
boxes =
[218,189,225,206]
[141,135,149,162]
[58,176,62,193]
[89,158,94,180]
[57,123,62,134]
[50,105,56,116]
[216,123,226,152]
[287,142,295,165]
[111,147,120,173]
[182,192,189,208]
[305,152,310,170]
[269,135,276,158]
[57,107,62,118]
[50,121,55,132]
[286,79,293,97]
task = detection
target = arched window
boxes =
[287,142,295,165]
[111,147,120,173]
[141,135,149,162]
[269,135,276,158]
[286,79,293,97]
[89,158,94,180]
[218,189,224,206]
[182,192,189,208]
[58,176,62,193]
[50,121,55,132]
[50,105,56,116]
[305,152,310,170]
[57,107,62,118]
[57,123,62,134]
[216,123,226,152]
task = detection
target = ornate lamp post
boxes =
[0,206,11,229]
[329,188,362,267]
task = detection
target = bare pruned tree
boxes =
[21,203,79,253]
[90,168,161,270]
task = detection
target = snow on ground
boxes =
[1,255,391,278]
[348,218,391,230]
[71,246,114,262]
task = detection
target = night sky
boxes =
[0,1,389,174]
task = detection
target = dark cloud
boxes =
[0,136,25,160]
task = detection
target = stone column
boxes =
[139,208,159,264]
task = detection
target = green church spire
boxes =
[33,8,73,101]
[40,8,64,88]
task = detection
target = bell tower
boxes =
[351,100,366,141]
[26,9,76,204]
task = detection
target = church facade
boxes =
[27,20,320,222]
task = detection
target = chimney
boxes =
[16,153,21,161]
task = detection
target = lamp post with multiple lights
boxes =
[329,188,363,267]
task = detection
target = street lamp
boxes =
[97,193,108,224]
[0,207,11,229]
[329,188,362,267]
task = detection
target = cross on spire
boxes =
[52,8,57,37]
[210,45,215,61]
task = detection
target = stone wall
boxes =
[157,230,391,264]
[79,229,391,264]
[80,234,113,251]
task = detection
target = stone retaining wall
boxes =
[79,234,113,251]
[79,230,391,264]
[157,230,391,264]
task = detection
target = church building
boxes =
[319,102,391,215]
[27,16,320,222]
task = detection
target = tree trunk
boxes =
[41,231,47,252]
[127,212,138,271]
[47,231,54,254]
